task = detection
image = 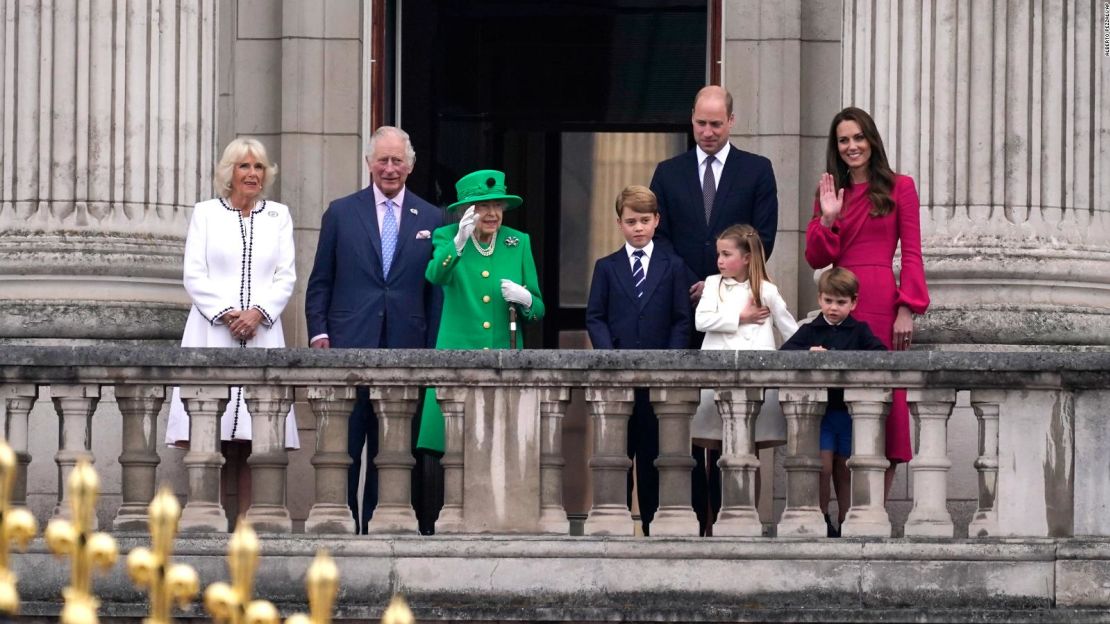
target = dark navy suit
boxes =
[586,242,692,534]
[305,185,444,533]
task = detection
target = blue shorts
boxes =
[820,409,852,457]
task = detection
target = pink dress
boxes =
[804,175,929,462]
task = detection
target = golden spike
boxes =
[204,520,280,624]
[285,550,339,624]
[0,441,37,615]
[381,594,415,624]
[44,458,119,624]
[126,487,200,624]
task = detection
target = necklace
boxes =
[471,233,496,257]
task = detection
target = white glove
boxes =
[500,279,533,308]
[453,205,478,252]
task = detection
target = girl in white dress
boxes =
[166,137,299,520]
[692,224,798,531]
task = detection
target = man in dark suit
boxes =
[305,125,445,534]
[649,85,780,535]
[586,185,692,535]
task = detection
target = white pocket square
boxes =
[416,230,431,239]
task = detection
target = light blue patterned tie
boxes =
[382,199,398,278]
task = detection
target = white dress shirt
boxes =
[695,142,730,191]
[624,239,655,277]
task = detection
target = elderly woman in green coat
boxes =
[415,169,545,454]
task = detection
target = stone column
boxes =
[538,387,571,535]
[968,389,1005,538]
[435,387,468,534]
[243,385,294,533]
[648,388,699,537]
[904,389,956,537]
[583,388,635,536]
[713,388,764,537]
[365,386,419,534]
[0,384,37,506]
[113,384,165,531]
[304,386,356,534]
[179,385,229,533]
[843,0,1110,346]
[50,384,99,524]
[776,388,827,537]
[0,1,217,342]
[841,388,893,537]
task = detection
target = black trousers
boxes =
[691,443,722,536]
[627,388,660,534]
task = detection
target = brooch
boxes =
[409,207,418,215]
[268,210,278,217]
[504,236,519,247]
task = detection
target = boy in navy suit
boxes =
[781,267,886,537]
[586,185,693,535]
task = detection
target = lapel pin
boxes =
[267,210,278,217]
[409,207,418,215]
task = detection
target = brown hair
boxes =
[614,185,658,217]
[825,107,896,217]
[717,224,771,306]
[817,267,860,300]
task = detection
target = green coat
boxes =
[415,223,545,452]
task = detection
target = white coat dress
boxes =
[165,198,299,448]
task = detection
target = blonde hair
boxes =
[717,224,771,306]
[614,185,658,217]
[213,137,278,198]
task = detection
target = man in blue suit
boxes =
[586,185,692,535]
[305,126,445,534]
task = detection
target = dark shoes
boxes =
[825,513,841,538]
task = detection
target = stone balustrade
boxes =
[1,347,1108,539]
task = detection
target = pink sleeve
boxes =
[804,197,840,269]
[894,176,930,314]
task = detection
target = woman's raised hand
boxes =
[818,172,843,227]
[454,205,478,252]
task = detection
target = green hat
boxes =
[446,169,523,212]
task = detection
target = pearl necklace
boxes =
[471,233,496,257]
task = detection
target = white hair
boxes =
[365,126,416,167]
[213,137,278,198]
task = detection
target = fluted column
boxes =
[713,388,764,537]
[113,384,165,531]
[50,384,100,524]
[0,1,217,341]
[583,388,635,536]
[0,384,37,507]
[969,389,1005,538]
[842,388,893,537]
[648,388,699,537]
[179,385,229,533]
[365,386,419,534]
[435,387,468,534]
[243,385,294,533]
[776,388,827,537]
[538,387,571,535]
[304,386,357,534]
[843,0,1110,346]
[904,389,956,537]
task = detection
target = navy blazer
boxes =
[650,145,779,281]
[585,244,692,350]
[305,186,445,349]
[780,314,887,410]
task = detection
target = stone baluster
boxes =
[713,388,764,537]
[842,388,893,537]
[904,389,957,537]
[50,384,100,525]
[435,387,469,534]
[648,388,700,536]
[776,389,827,536]
[0,384,37,507]
[304,386,357,534]
[584,388,635,536]
[538,387,571,535]
[179,385,230,532]
[968,389,1004,538]
[243,385,294,533]
[113,384,166,531]
[365,386,419,534]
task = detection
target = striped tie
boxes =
[381,199,398,278]
[632,249,646,299]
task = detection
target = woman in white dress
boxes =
[166,137,299,520]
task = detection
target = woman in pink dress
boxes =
[805,106,929,493]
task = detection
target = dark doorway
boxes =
[399,0,708,347]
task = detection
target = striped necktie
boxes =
[632,249,646,299]
[382,199,398,278]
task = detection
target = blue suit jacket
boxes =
[650,145,778,281]
[585,244,692,350]
[305,186,445,348]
